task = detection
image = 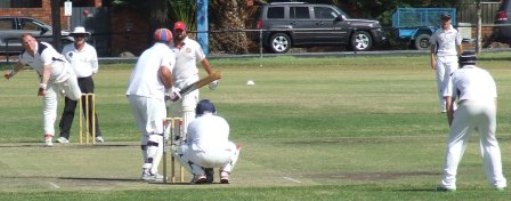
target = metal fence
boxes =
[2,24,511,64]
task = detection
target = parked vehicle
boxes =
[251,2,386,53]
[392,8,457,50]
[0,16,70,54]
[493,0,511,45]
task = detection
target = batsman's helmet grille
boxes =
[154,28,173,43]
[196,99,216,116]
[459,51,477,66]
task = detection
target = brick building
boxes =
[0,0,150,56]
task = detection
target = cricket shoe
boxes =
[56,137,69,144]
[95,136,105,143]
[141,169,165,182]
[220,170,230,184]
[44,135,53,147]
[436,186,456,192]
[495,185,506,191]
[191,175,208,184]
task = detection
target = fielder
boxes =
[430,12,463,113]
[167,21,218,141]
[126,28,176,182]
[437,51,507,191]
[176,99,241,184]
[4,33,81,146]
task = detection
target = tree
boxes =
[112,0,169,29]
[209,0,249,54]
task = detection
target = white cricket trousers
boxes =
[177,142,240,176]
[435,55,458,111]
[42,76,81,136]
[169,75,199,140]
[440,101,507,189]
[128,95,167,172]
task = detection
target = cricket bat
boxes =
[179,70,222,96]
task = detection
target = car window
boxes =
[314,7,337,19]
[290,6,310,19]
[267,7,285,19]
[19,18,41,31]
[0,18,14,30]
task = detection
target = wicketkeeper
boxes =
[176,99,241,184]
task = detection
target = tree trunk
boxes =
[210,0,249,54]
[149,0,169,29]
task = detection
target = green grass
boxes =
[1,53,511,200]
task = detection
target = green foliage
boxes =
[169,0,196,31]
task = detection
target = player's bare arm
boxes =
[38,64,51,96]
[201,59,213,75]
[159,65,173,89]
[430,46,436,70]
[444,96,454,126]
[4,62,25,80]
[457,45,464,56]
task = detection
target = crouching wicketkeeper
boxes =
[176,99,241,184]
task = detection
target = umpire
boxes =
[57,26,104,143]
[437,51,507,191]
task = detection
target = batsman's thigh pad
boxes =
[145,98,166,134]
[128,96,149,134]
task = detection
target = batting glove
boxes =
[208,80,219,90]
[167,87,181,102]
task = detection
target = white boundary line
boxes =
[48,182,60,189]
[282,177,302,184]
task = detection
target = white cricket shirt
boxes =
[430,25,462,57]
[126,43,176,99]
[62,42,99,78]
[172,37,206,82]
[443,65,497,103]
[19,41,69,82]
[186,113,230,152]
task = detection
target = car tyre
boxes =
[269,33,291,53]
[350,31,373,51]
[414,33,431,50]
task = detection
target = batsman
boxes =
[166,21,219,140]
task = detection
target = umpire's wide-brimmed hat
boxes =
[70,26,91,36]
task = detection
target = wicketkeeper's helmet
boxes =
[458,51,477,67]
[196,99,216,116]
[154,28,173,43]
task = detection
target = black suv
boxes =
[492,0,511,45]
[252,2,386,53]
